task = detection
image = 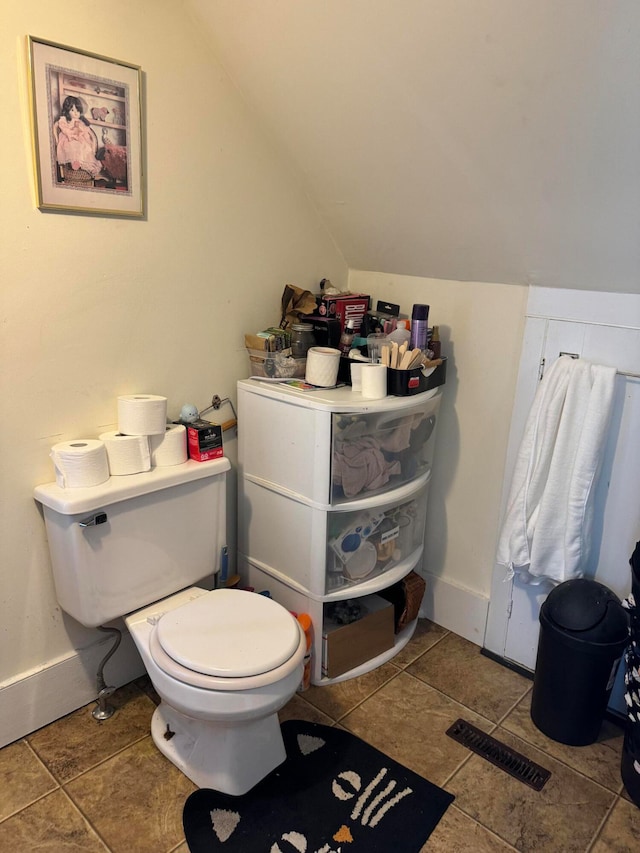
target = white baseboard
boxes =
[420,571,489,647]
[0,631,146,748]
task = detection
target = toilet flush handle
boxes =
[79,512,108,528]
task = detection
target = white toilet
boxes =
[34,457,305,795]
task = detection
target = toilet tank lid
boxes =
[33,457,231,515]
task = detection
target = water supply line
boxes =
[92,625,122,721]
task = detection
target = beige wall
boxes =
[193,1,640,295]
[1,1,347,693]
[1,1,529,740]
[350,271,528,603]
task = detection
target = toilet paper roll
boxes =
[50,440,110,489]
[305,347,341,387]
[149,424,188,467]
[117,394,168,436]
[361,363,388,399]
[350,362,364,393]
[99,431,151,476]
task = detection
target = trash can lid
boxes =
[542,578,629,644]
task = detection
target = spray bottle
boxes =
[338,319,356,355]
[409,304,430,351]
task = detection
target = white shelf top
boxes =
[237,377,441,413]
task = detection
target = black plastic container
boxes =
[337,355,355,384]
[338,356,447,394]
[531,578,629,746]
[387,359,447,396]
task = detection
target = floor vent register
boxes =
[445,718,551,791]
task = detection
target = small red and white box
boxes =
[184,419,223,462]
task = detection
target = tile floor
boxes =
[1,620,639,852]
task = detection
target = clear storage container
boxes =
[331,398,439,504]
[246,348,306,379]
[240,473,430,596]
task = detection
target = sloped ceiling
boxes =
[189,1,640,293]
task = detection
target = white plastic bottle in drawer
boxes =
[331,394,440,504]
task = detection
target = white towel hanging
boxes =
[497,355,617,585]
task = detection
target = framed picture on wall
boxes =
[27,36,144,217]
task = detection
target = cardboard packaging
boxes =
[181,419,223,462]
[321,595,394,678]
[244,331,290,353]
[301,315,341,349]
[315,294,370,334]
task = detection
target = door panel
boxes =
[497,320,640,699]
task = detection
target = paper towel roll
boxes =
[117,395,168,436]
[361,363,388,399]
[50,440,110,489]
[149,424,188,467]
[99,431,151,476]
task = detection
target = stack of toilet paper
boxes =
[50,393,189,488]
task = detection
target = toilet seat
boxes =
[149,589,305,691]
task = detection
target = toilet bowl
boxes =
[126,586,306,794]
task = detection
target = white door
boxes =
[485,298,640,701]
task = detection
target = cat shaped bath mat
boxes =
[183,720,454,852]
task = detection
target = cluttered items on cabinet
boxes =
[245,283,447,396]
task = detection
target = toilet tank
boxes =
[34,458,231,628]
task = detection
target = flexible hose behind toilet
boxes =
[92,625,122,721]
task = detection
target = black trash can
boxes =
[531,578,629,746]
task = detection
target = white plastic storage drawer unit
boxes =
[237,378,444,684]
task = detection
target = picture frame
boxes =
[27,36,144,217]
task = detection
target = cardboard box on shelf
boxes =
[321,595,394,678]
[183,419,223,462]
[301,315,341,349]
[244,330,291,353]
[314,294,370,334]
